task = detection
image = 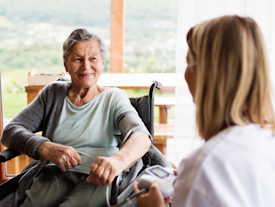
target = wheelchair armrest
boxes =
[0,149,20,163]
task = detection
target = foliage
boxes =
[0,0,177,30]
[0,42,63,72]
[6,81,24,93]
[0,0,177,74]
[0,0,111,28]
[124,52,175,73]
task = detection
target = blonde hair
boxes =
[187,15,275,140]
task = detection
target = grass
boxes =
[1,69,28,91]
[124,89,175,98]
[1,69,29,118]
[2,92,27,118]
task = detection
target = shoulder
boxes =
[186,124,274,161]
[101,87,129,101]
[181,124,275,176]
[44,80,72,92]
[104,87,127,96]
[39,81,71,97]
[175,124,275,206]
[34,81,71,104]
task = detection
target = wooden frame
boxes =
[110,0,124,73]
[0,96,7,184]
[0,71,10,184]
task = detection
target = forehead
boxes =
[70,40,100,55]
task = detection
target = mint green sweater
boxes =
[47,87,136,174]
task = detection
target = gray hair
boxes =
[63,28,107,62]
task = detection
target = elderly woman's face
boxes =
[64,41,104,89]
[185,49,197,102]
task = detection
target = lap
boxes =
[21,167,107,207]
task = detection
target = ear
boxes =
[101,61,105,73]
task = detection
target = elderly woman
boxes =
[1,28,151,207]
[134,15,275,207]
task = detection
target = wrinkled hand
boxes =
[36,141,81,172]
[133,180,172,207]
[86,156,126,187]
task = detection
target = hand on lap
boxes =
[36,141,81,172]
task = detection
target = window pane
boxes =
[124,0,178,73]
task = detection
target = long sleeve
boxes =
[1,81,71,159]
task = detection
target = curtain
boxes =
[169,0,275,167]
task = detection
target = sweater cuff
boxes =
[25,135,50,160]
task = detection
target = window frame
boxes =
[0,71,11,183]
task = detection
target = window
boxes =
[124,0,178,73]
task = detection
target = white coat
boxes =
[173,124,275,207]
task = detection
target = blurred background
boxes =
[0,0,178,119]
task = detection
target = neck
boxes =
[68,84,104,106]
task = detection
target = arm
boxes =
[1,86,50,159]
[86,131,151,186]
[111,131,151,169]
[1,82,69,160]
[86,89,152,186]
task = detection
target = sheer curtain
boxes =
[169,0,275,167]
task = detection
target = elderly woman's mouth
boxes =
[79,73,94,77]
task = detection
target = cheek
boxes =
[67,62,78,71]
[184,66,197,95]
[95,61,104,69]
[184,66,193,83]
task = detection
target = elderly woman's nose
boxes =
[83,59,91,70]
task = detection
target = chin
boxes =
[75,81,96,88]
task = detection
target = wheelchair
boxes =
[0,80,172,207]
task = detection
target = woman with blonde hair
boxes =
[133,15,275,207]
